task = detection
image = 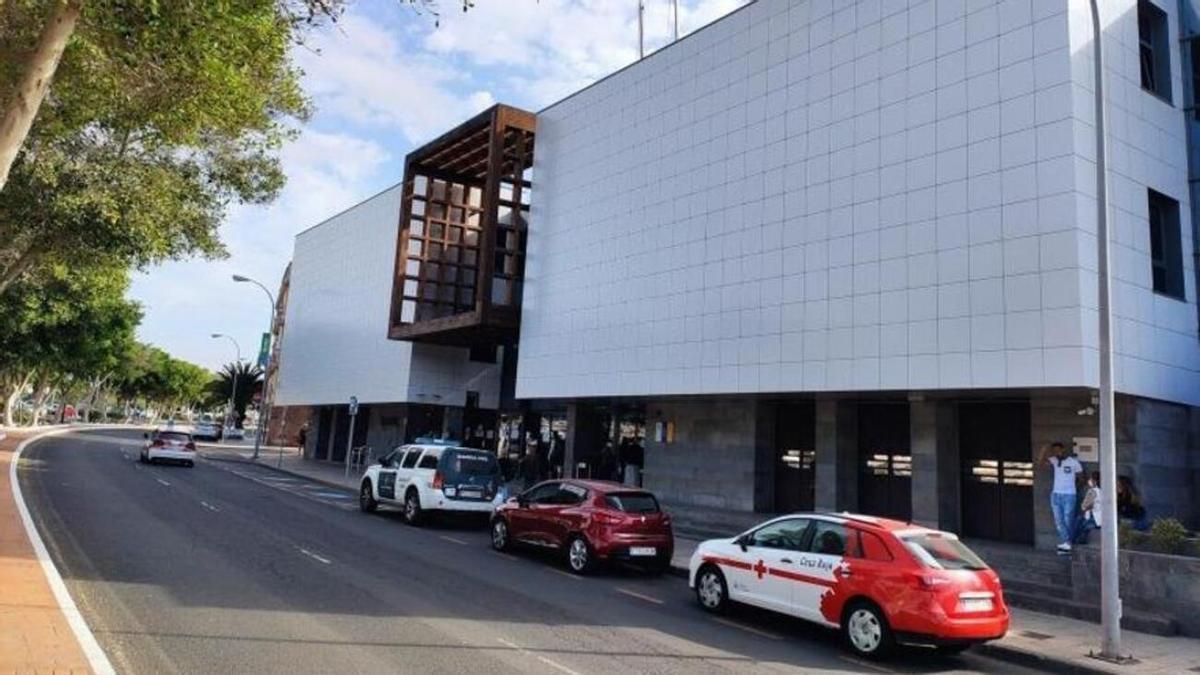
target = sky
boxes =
[130,0,746,372]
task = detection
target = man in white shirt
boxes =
[1040,441,1084,552]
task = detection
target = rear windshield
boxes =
[156,431,191,443]
[440,450,498,477]
[604,492,659,513]
[901,533,988,571]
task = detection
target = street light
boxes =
[1087,0,1124,661]
[211,333,241,436]
[232,274,277,460]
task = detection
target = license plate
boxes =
[460,487,482,497]
[629,546,656,556]
[959,597,993,612]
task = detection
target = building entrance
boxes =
[774,401,815,513]
[959,401,1034,544]
[857,403,912,521]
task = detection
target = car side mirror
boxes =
[517,496,529,508]
[378,458,390,467]
[142,432,149,440]
[736,534,750,552]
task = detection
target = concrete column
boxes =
[564,403,580,478]
[815,399,857,512]
[910,400,960,531]
[753,402,777,513]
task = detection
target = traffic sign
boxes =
[348,396,358,416]
[257,332,271,368]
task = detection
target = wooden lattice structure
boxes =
[388,105,536,346]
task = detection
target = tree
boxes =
[0,260,139,425]
[0,0,476,193]
[208,361,264,428]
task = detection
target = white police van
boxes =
[358,439,502,525]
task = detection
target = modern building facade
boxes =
[274,0,1200,551]
[273,184,503,462]
[509,0,1200,548]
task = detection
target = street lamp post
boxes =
[211,333,242,434]
[233,274,276,461]
[1087,0,1124,661]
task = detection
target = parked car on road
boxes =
[140,428,197,467]
[491,480,673,575]
[358,440,501,525]
[193,418,222,441]
[222,425,245,440]
[688,512,1008,658]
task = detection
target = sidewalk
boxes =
[0,427,96,672]
[229,450,1200,675]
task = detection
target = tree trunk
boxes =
[0,239,44,296]
[2,371,34,427]
[30,378,53,427]
[0,0,84,193]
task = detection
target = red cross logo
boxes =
[753,559,767,580]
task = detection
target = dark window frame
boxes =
[1139,0,1173,104]
[1148,188,1185,300]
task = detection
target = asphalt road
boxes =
[18,429,1041,675]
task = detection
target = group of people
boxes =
[1042,441,1149,554]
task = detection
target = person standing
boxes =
[1039,441,1084,553]
[1074,471,1102,544]
[297,423,308,454]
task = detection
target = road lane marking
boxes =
[297,548,332,565]
[199,501,219,513]
[614,587,665,605]
[439,535,468,546]
[547,567,581,581]
[496,638,582,675]
[11,428,118,675]
[495,552,521,563]
[710,616,785,641]
[155,478,170,487]
[838,655,894,673]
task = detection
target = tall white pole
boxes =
[672,0,679,42]
[638,0,645,59]
[233,275,277,461]
[1088,0,1122,660]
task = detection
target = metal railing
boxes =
[347,445,372,475]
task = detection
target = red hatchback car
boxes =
[491,480,673,574]
[689,513,1009,658]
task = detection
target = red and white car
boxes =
[688,513,1008,658]
[140,428,197,467]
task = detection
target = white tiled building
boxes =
[274,184,502,461]
[514,0,1200,547]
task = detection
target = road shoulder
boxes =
[1,426,115,674]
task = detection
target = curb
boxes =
[9,427,117,675]
[975,643,1112,675]
[201,452,358,495]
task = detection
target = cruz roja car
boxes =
[359,439,502,524]
[688,513,1009,659]
[491,480,674,575]
[140,428,198,467]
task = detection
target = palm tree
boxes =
[208,362,263,428]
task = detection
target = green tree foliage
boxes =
[0,260,140,424]
[207,361,263,428]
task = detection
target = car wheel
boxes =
[359,481,378,513]
[695,564,728,613]
[491,518,510,551]
[403,489,423,525]
[842,600,894,658]
[566,535,593,574]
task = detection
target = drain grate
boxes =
[1020,631,1055,640]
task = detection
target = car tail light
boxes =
[185,442,196,451]
[910,572,952,590]
[152,439,165,447]
[594,510,624,525]
[432,471,444,490]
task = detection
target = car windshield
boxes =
[900,532,988,571]
[604,492,659,513]
[440,450,497,479]
[156,431,191,443]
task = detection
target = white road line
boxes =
[838,655,895,673]
[547,567,582,581]
[199,501,219,513]
[297,547,332,565]
[496,637,582,675]
[438,535,468,546]
[11,428,118,675]
[495,552,521,563]
[613,586,665,605]
[710,616,785,641]
[155,478,170,487]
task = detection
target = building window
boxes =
[1148,189,1185,299]
[1139,0,1172,102]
